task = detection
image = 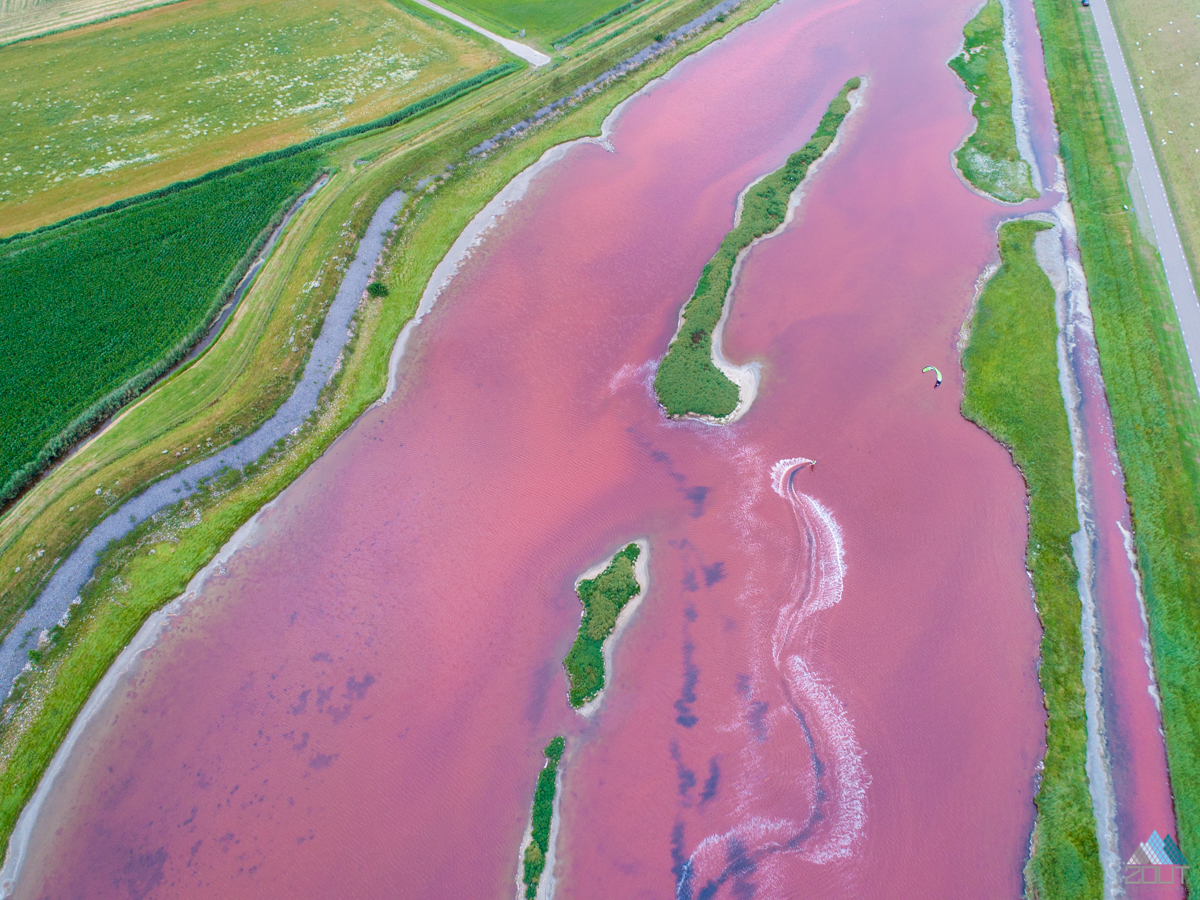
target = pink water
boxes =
[9,0,1179,896]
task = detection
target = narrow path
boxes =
[0,191,407,693]
[1089,0,1200,396]
[409,0,552,66]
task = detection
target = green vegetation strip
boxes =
[522,736,565,899]
[563,543,641,708]
[948,0,1037,202]
[555,0,650,47]
[653,76,859,419]
[1034,0,1200,886]
[960,220,1102,899]
[0,61,520,506]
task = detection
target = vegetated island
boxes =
[1034,0,1200,876]
[948,0,1038,202]
[520,736,565,900]
[563,541,646,710]
[960,220,1102,899]
[653,76,861,420]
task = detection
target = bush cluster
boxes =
[523,736,566,898]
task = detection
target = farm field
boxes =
[0,0,501,235]
[1107,0,1200,296]
[0,0,183,46]
[0,150,324,504]
[426,0,630,48]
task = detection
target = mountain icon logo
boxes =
[1125,831,1189,885]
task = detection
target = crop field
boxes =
[0,0,183,46]
[428,0,631,47]
[0,0,501,235]
[947,0,1036,202]
[1107,0,1200,292]
[0,150,324,504]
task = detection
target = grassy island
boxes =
[948,0,1038,202]
[653,75,860,419]
[960,220,1102,899]
[522,736,565,899]
[1033,0,1200,885]
[563,543,643,708]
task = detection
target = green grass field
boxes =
[0,0,501,235]
[563,543,641,707]
[430,0,631,47]
[961,220,1103,900]
[654,77,858,419]
[522,736,565,899]
[0,0,773,861]
[1106,0,1200,313]
[1034,0,1200,887]
[948,0,1037,202]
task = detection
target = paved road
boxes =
[1089,0,1200,397]
[410,0,552,66]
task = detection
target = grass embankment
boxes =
[522,736,565,899]
[0,60,519,511]
[947,0,1037,202]
[653,76,859,419]
[0,0,777,860]
[1105,0,1200,299]
[563,543,641,708]
[0,0,502,235]
[1035,0,1200,888]
[960,220,1103,899]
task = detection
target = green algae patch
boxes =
[948,0,1037,202]
[960,220,1103,900]
[653,76,860,420]
[563,543,643,708]
[521,736,565,899]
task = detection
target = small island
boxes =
[947,0,1038,202]
[653,76,862,420]
[520,736,565,900]
[563,542,646,709]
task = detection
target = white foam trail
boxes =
[1116,520,1163,715]
[679,459,866,898]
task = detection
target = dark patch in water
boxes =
[670,741,697,800]
[700,758,720,804]
[746,700,769,743]
[524,662,553,725]
[685,485,709,518]
[675,640,699,728]
[703,562,725,586]
[314,685,333,710]
[671,820,692,897]
[344,672,375,700]
[288,689,310,716]
[311,651,332,663]
[308,753,337,770]
[121,846,167,900]
[681,569,700,592]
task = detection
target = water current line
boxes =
[0,190,408,695]
[675,459,866,900]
